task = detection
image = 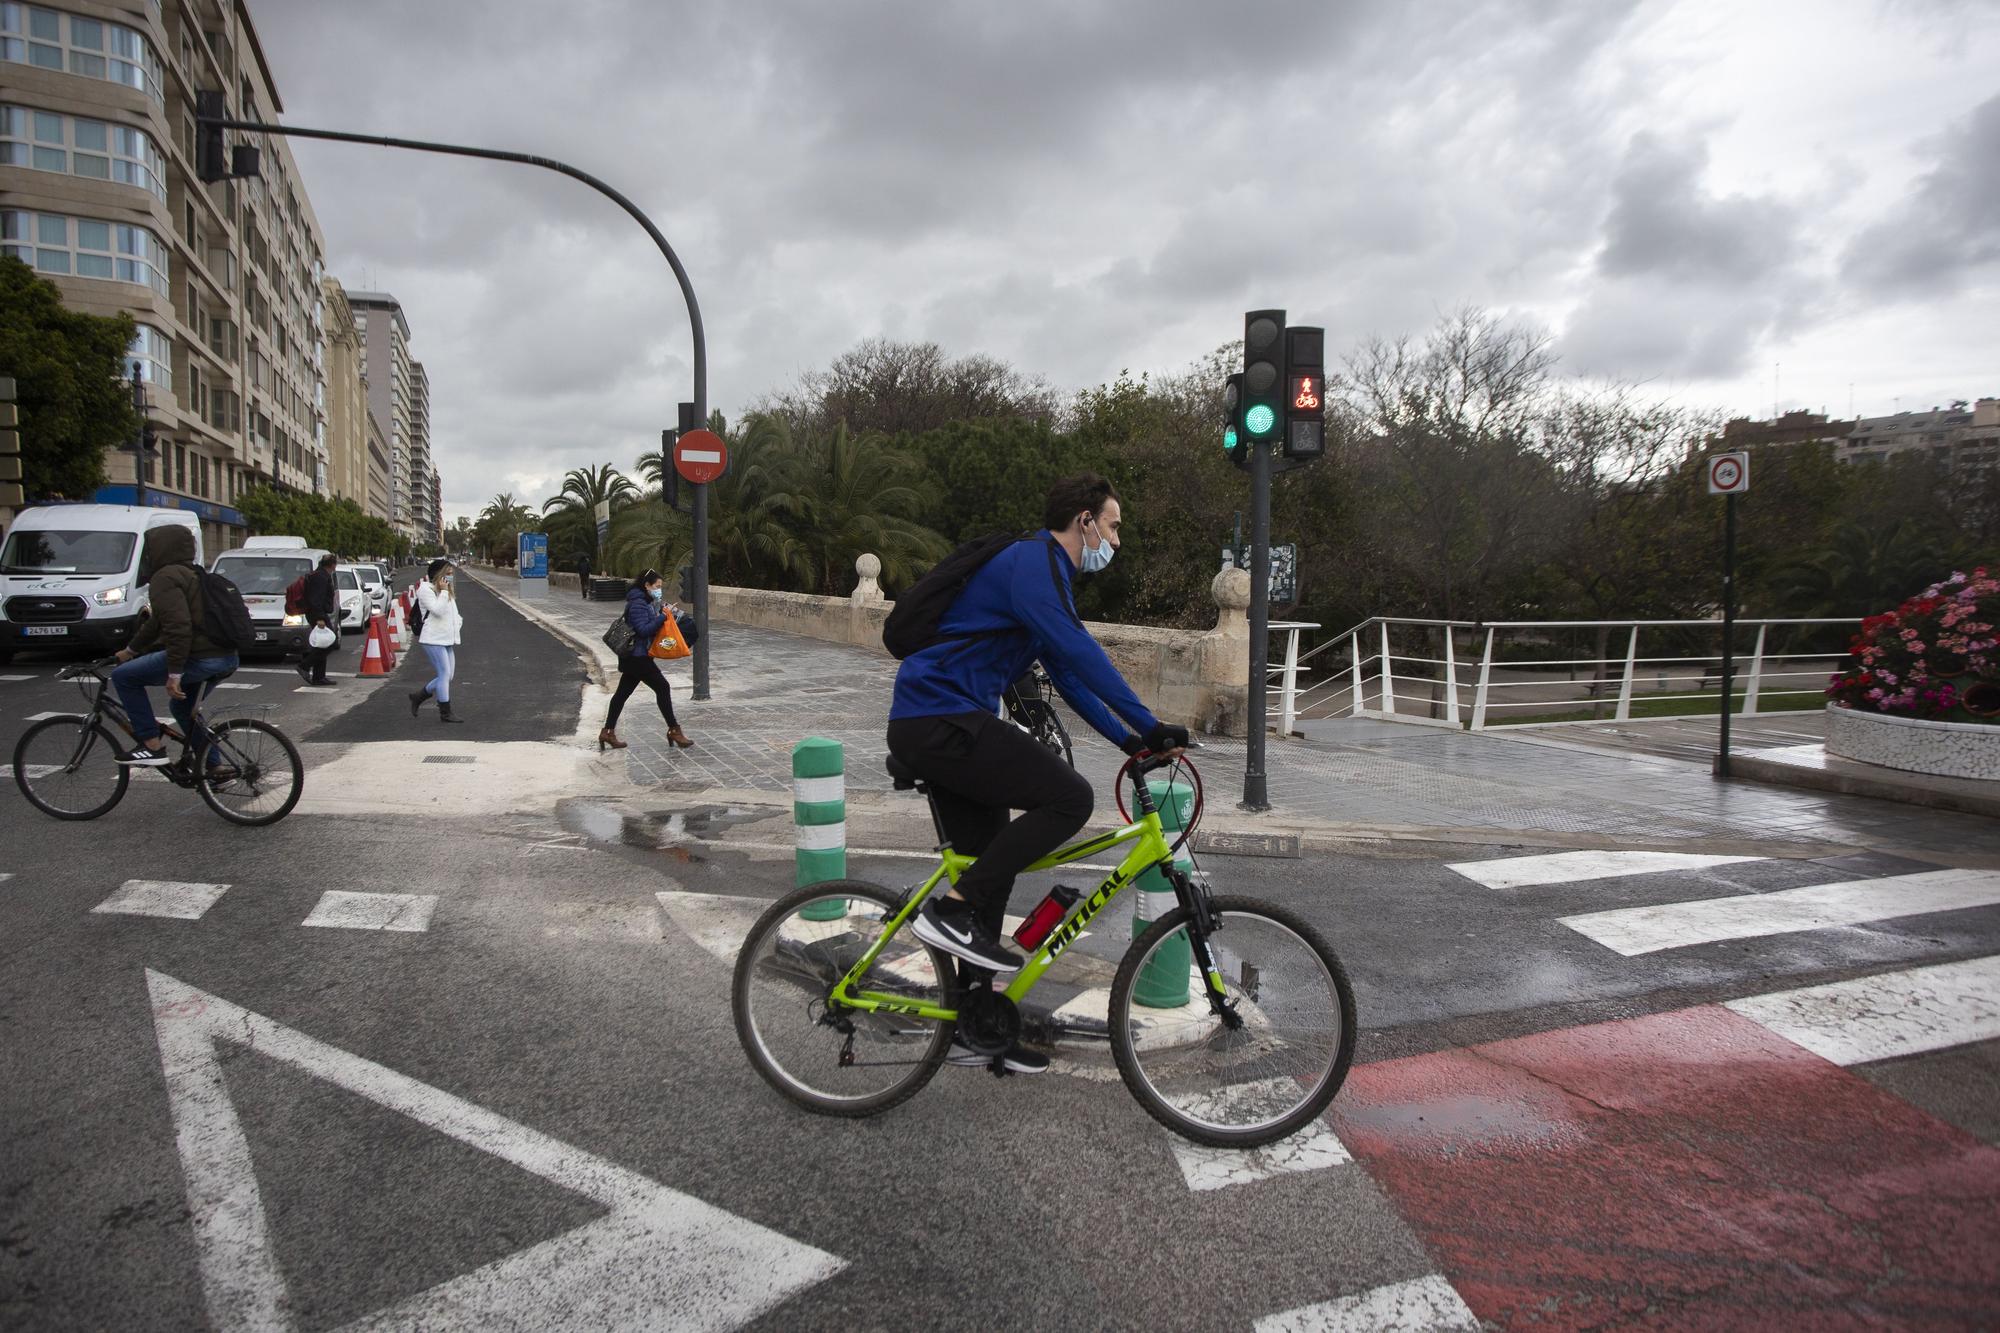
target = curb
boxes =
[1726,749,2000,821]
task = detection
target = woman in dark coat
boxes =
[599,569,694,751]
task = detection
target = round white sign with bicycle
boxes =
[1707,451,1750,495]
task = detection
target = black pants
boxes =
[304,620,334,682]
[886,711,1094,936]
[606,655,677,729]
[580,577,591,599]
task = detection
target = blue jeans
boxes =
[422,643,455,703]
[112,651,238,763]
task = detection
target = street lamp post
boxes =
[193,109,713,694]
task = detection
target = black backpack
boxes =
[408,593,426,638]
[882,532,1023,659]
[196,569,258,651]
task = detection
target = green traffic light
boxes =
[1223,426,1238,450]
[1245,404,1276,436]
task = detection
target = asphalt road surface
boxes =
[3,584,1996,1330]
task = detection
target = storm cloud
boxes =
[244,0,2000,518]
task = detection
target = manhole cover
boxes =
[1193,831,1301,858]
[422,755,476,764]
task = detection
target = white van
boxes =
[0,504,203,663]
[210,537,335,658]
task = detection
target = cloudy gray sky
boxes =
[248,0,2000,522]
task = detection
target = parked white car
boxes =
[347,562,388,617]
[334,566,368,632]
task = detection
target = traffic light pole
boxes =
[195,112,712,686]
[1242,439,1272,811]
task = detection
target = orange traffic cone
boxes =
[371,613,397,670]
[388,598,408,649]
[359,624,388,676]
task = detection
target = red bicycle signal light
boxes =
[1292,375,1321,411]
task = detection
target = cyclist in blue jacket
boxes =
[890,474,1189,1067]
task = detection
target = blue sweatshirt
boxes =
[889,533,1159,747]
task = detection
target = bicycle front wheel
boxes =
[13,717,130,820]
[1110,895,1356,1148]
[732,881,957,1117]
[198,719,303,826]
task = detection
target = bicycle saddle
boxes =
[884,755,926,791]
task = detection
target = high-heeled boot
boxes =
[667,725,694,749]
[598,728,628,751]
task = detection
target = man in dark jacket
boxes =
[577,551,593,599]
[298,553,339,685]
[109,525,239,768]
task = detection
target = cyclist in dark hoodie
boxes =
[108,525,239,770]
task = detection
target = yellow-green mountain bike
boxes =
[732,751,1356,1148]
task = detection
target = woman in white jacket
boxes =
[409,558,465,724]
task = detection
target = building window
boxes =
[0,104,167,200]
[126,323,172,393]
[0,5,164,102]
[0,210,169,296]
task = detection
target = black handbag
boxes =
[676,609,700,646]
[602,616,637,655]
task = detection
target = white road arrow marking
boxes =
[146,970,843,1332]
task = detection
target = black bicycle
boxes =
[1001,664,1073,766]
[12,659,304,826]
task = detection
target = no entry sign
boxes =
[673,429,728,484]
[1706,451,1750,496]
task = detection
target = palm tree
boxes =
[635,449,667,498]
[473,493,537,563]
[541,464,639,562]
[749,416,950,595]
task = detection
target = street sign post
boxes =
[1222,542,1298,608]
[672,429,728,484]
[675,417,724,700]
[592,499,611,554]
[1707,452,1751,777]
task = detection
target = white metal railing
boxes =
[1266,616,1859,734]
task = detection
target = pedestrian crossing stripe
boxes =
[1726,955,2000,1065]
[1558,867,2000,956]
[1254,1274,1479,1331]
[1448,850,1760,890]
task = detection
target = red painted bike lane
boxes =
[1329,1006,2000,1329]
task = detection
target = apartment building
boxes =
[364,405,390,522]
[319,273,381,518]
[346,288,433,542]
[408,356,431,536]
[1841,399,2000,471]
[0,0,328,554]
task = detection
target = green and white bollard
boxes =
[793,737,847,921]
[1133,777,1194,1008]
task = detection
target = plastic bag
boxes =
[308,624,336,649]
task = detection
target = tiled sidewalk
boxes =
[478,572,2000,860]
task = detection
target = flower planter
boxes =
[1825,705,2000,781]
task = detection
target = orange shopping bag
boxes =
[649,612,691,660]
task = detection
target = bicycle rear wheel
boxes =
[1019,699,1074,767]
[1110,895,1355,1148]
[197,719,303,826]
[13,717,130,820]
[733,881,957,1117]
